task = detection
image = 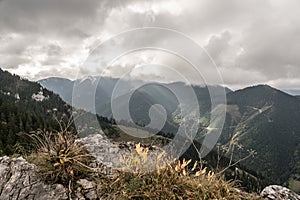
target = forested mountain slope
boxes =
[0,69,72,155]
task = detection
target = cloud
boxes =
[237,18,300,80]
[205,31,233,64]
[0,0,299,90]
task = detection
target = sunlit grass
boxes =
[97,143,262,200]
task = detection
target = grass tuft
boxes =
[26,129,94,186]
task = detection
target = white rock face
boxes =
[32,89,49,102]
[261,185,300,200]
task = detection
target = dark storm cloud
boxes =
[0,0,299,90]
[0,0,141,72]
[0,0,118,41]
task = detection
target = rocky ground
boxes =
[0,134,299,199]
[78,133,167,174]
[0,156,67,200]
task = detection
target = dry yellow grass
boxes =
[25,121,262,199]
[26,129,94,186]
[97,143,262,200]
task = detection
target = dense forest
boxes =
[0,68,74,154]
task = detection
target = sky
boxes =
[0,0,300,90]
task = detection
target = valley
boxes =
[1,68,300,194]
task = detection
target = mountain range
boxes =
[224,85,300,190]
[39,77,231,133]
[0,68,299,193]
[39,76,300,193]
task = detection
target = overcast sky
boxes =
[0,0,300,90]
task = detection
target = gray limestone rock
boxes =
[0,156,67,200]
[261,185,300,200]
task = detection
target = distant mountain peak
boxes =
[233,84,293,97]
[236,84,274,92]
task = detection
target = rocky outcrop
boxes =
[0,156,101,200]
[78,134,164,174]
[0,156,67,200]
[0,134,165,200]
[78,134,128,174]
[261,185,300,200]
[0,133,127,199]
[4,135,299,200]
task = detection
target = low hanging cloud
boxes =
[0,0,299,90]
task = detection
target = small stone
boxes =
[86,190,98,200]
[77,179,95,190]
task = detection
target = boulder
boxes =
[261,185,300,200]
